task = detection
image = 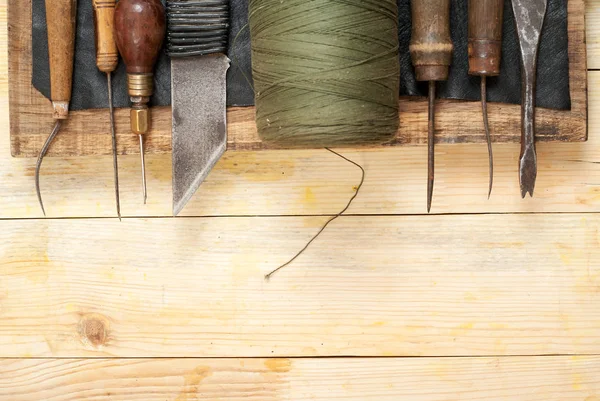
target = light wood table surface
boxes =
[1,1,600,399]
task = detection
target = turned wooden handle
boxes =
[92,0,118,73]
[114,0,166,75]
[45,0,77,119]
[468,0,505,76]
[409,0,453,82]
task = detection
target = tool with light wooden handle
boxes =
[93,0,121,219]
[469,0,505,198]
[409,0,453,213]
[35,0,78,216]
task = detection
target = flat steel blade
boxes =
[171,54,230,216]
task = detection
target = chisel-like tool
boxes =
[167,0,230,216]
[114,0,166,204]
[35,0,78,215]
[512,0,548,197]
[92,0,121,218]
[410,0,454,213]
[468,0,505,198]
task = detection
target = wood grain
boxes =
[8,0,588,157]
[0,214,599,357]
[1,356,599,401]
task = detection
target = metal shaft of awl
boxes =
[107,73,121,218]
[139,134,147,204]
[167,0,230,216]
[512,0,548,198]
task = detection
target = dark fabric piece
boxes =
[32,0,570,111]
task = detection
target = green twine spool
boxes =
[248,0,400,148]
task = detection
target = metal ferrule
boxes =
[127,73,154,97]
[130,106,150,135]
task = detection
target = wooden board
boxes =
[8,0,588,158]
[1,356,599,401]
[2,74,599,218]
[1,214,598,357]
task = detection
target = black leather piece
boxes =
[32,0,570,111]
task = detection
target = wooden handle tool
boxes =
[93,0,121,219]
[469,0,505,198]
[114,0,166,204]
[409,0,453,213]
[93,0,119,73]
[35,0,78,216]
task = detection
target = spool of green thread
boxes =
[248,0,400,148]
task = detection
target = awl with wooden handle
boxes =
[92,0,121,219]
[468,0,505,198]
[410,0,454,213]
[114,0,166,205]
[35,0,78,215]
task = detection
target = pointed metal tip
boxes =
[35,120,63,217]
[481,76,494,200]
[139,134,148,205]
[427,80,436,215]
[107,73,122,221]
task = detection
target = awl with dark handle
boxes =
[35,0,78,215]
[167,0,230,216]
[92,0,121,219]
[114,0,166,205]
[468,0,505,198]
[512,0,548,198]
[410,0,453,213]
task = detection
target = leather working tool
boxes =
[114,0,166,205]
[410,0,454,213]
[92,0,121,219]
[167,0,230,216]
[512,0,548,198]
[35,0,78,215]
[468,0,505,198]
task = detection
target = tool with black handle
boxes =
[92,0,121,218]
[468,0,505,198]
[410,0,454,213]
[35,0,78,216]
[114,0,166,204]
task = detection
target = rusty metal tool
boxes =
[469,0,505,198]
[114,0,166,204]
[410,0,454,213]
[512,0,548,197]
[167,0,230,216]
[35,0,78,215]
[93,0,121,219]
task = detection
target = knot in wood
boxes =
[78,314,110,348]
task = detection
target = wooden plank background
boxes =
[1,0,600,400]
[7,0,588,157]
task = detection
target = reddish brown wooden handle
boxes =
[45,0,77,119]
[409,0,453,82]
[92,0,118,73]
[114,0,166,75]
[468,0,505,76]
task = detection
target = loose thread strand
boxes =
[264,148,365,281]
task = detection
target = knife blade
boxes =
[167,0,230,216]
